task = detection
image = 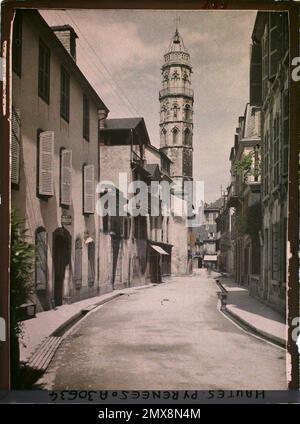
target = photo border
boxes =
[0,0,299,391]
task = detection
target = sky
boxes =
[41,9,257,203]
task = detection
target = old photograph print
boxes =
[9,7,291,390]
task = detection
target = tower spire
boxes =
[159,27,194,196]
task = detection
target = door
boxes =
[53,229,71,307]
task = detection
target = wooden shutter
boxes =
[36,229,48,291]
[11,107,20,185]
[83,164,95,214]
[269,13,279,79]
[61,149,72,205]
[39,131,54,196]
[249,42,262,106]
[87,241,95,286]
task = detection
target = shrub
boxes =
[10,208,35,387]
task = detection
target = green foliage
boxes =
[236,203,262,239]
[234,150,261,182]
[10,208,35,338]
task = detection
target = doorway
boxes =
[53,228,71,307]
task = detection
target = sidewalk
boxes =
[218,276,286,347]
[20,283,155,364]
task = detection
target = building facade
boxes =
[227,104,262,289]
[251,11,289,314]
[11,10,108,311]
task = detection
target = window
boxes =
[83,164,95,214]
[262,30,269,101]
[87,241,95,287]
[182,71,188,82]
[272,114,280,187]
[161,128,167,146]
[269,13,279,80]
[172,127,178,144]
[184,105,191,121]
[74,239,82,288]
[38,40,50,103]
[282,90,289,176]
[263,131,269,196]
[12,13,22,76]
[171,70,180,81]
[271,223,279,280]
[35,228,48,291]
[83,94,90,141]
[173,104,178,119]
[184,128,190,145]
[38,131,54,197]
[11,107,21,186]
[60,149,72,206]
[60,66,70,122]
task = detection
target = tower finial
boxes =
[175,12,180,32]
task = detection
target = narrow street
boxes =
[41,270,286,390]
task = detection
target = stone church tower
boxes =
[159,28,194,196]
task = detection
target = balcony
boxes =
[227,183,239,208]
[159,86,194,99]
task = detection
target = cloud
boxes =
[41,9,257,203]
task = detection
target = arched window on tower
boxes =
[184,128,191,145]
[161,128,167,146]
[184,104,191,121]
[161,105,167,121]
[171,70,180,81]
[172,127,179,144]
[173,104,179,119]
[163,71,169,82]
[182,71,189,82]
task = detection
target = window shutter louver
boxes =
[269,14,279,79]
[11,107,21,185]
[83,164,95,214]
[61,149,72,205]
[39,131,54,196]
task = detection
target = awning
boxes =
[203,255,217,261]
[150,245,169,255]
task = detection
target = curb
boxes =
[51,293,123,337]
[214,279,286,349]
[25,283,157,372]
[223,306,286,349]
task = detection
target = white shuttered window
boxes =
[11,107,21,185]
[61,149,72,205]
[39,131,54,196]
[83,164,95,214]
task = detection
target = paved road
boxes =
[41,270,286,390]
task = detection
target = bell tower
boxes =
[159,27,194,196]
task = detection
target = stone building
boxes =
[11,10,108,311]
[250,11,289,314]
[158,27,194,275]
[227,104,262,288]
[193,202,221,269]
[215,202,235,276]
[217,11,289,316]
[99,116,173,286]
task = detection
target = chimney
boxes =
[51,25,78,61]
[98,109,107,129]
